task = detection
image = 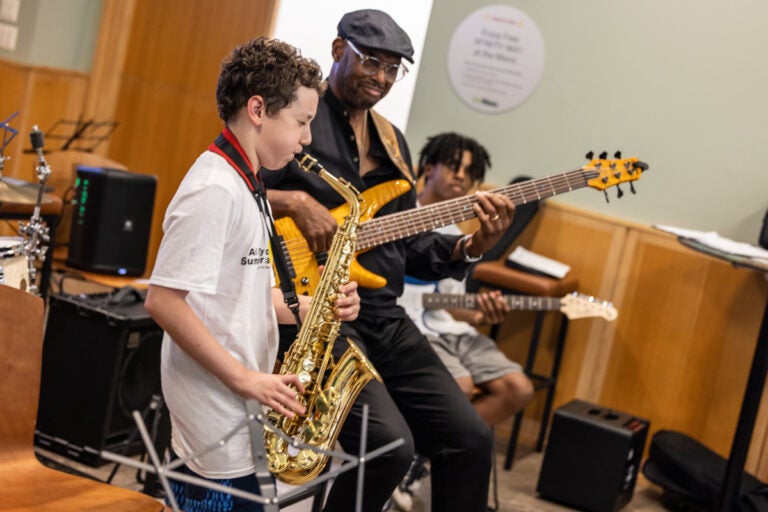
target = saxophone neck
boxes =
[295,152,362,219]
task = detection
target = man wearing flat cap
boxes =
[265,9,513,512]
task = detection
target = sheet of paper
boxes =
[507,246,571,279]
[654,224,768,262]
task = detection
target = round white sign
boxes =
[447,5,545,114]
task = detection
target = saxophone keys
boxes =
[315,388,339,413]
[268,451,289,473]
[296,449,319,469]
[301,357,316,372]
[298,371,312,386]
[301,419,325,442]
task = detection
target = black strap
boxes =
[210,131,301,326]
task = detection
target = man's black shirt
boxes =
[262,88,468,317]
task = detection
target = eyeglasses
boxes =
[346,40,409,83]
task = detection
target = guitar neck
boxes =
[422,293,562,312]
[356,168,590,251]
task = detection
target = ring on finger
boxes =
[490,214,500,221]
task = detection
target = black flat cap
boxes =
[337,9,414,64]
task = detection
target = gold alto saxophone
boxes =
[264,152,382,485]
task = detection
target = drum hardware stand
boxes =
[18,125,51,295]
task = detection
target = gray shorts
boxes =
[427,332,522,384]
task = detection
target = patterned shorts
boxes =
[167,459,265,512]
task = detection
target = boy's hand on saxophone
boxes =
[334,280,360,321]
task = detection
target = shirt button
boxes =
[350,135,356,141]
[343,111,349,117]
[353,157,359,162]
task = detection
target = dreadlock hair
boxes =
[417,132,491,184]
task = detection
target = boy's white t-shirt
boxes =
[150,150,278,479]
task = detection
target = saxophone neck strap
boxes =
[209,127,267,210]
[369,109,415,183]
[209,128,301,319]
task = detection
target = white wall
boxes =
[272,0,434,132]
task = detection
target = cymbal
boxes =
[0,177,54,205]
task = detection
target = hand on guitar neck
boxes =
[447,289,510,327]
[452,190,515,262]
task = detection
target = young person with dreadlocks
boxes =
[391,132,534,511]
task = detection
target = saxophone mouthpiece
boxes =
[295,152,324,175]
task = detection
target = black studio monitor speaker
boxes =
[537,399,650,512]
[66,165,156,276]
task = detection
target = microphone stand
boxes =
[18,125,51,295]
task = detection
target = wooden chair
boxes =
[0,284,164,511]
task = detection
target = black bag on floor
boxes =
[641,430,768,511]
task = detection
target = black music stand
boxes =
[676,237,768,511]
[22,118,118,154]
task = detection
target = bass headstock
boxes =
[584,150,649,202]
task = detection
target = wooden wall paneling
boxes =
[753,316,768,479]
[0,60,30,174]
[0,60,87,240]
[0,60,88,183]
[21,68,89,175]
[82,0,137,155]
[104,0,279,275]
[488,201,628,442]
[0,60,29,238]
[597,229,768,476]
[519,202,629,413]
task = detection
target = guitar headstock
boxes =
[584,151,649,201]
[559,292,618,321]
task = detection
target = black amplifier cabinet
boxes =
[35,289,163,466]
[537,399,650,512]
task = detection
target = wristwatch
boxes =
[460,235,482,263]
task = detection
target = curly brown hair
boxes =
[216,37,326,122]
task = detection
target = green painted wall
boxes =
[407,0,768,244]
[0,0,101,72]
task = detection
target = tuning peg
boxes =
[616,185,624,199]
[614,151,622,159]
[599,151,608,160]
[585,151,594,160]
[603,190,610,203]
[630,182,636,194]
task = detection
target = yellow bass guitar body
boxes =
[274,179,412,295]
